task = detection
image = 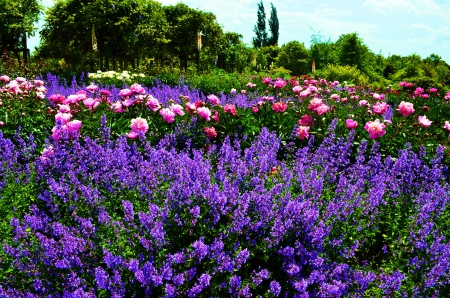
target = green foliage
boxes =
[315,64,369,86]
[275,41,309,76]
[336,32,368,70]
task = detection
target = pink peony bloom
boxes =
[418,115,432,127]
[170,104,185,116]
[55,112,73,125]
[246,82,253,88]
[308,98,323,110]
[241,90,246,94]
[67,120,82,134]
[160,108,175,123]
[263,77,271,84]
[213,111,220,122]
[444,92,450,100]
[119,88,133,98]
[358,100,368,107]
[314,104,330,116]
[126,131,139,139]
[130,83,145,95]
[430,88,438,93]
[66,94,82,105]
[372,102,389,115]
[297,125,310,140]
[364,119,386,139]
[252,106,259,113]
[86,84,98,92]
[49,94,66,104]
[122,98,135,108]
[146,95,161,112]
[397,101,415,117]
[110,101,126,113]
[83,97,100,111]
[274,79,287,89]
[444,121,450,132]
[224,104,237,116]
[58,104,70,113]
[34,80,44,87]
[346,119,358,130]
[293,85,302,93]
[272,102,288,113]
[186,102,197,114]
[197,107,212,121]
[204,127,217,139]
[298,114,314,127]
[330,94,340,101]
[0,75,10,82]
[372,93,381,100]
[207,94,220,105]
[130,117,149,134]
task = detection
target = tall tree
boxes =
[267,3,279,46]
[275,41,309,75]
[252,0,267,49]
[0,0,42,65]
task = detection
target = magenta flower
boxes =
[272,102,287,113]
[207,94,220,105]
[346,119,358,130]
[445,92,450,100]
[397,101,415,117]
[119,88,133,98]
[57,104,70,113]
[274,79,287,89]
[293,85,302,93]
[298,114,314,127]
[358,100,368,107]
[67,120,82,134]
[160,108,175,123]
[213,111,220,122]
[86,84,98,92]
[55,112,73,125]
[146,95,161,112]
[444,121,450,132]
[130,83,145,95]
[297,125,310,140]
[130,117,149,134]
[197,107,212,121]
[314,104,330,116]
[252,106,259,113]
[83,97,100,111]
[364,119,386,139]
[224,104,237,116]
[204,127,217,139]
[170,104,185,116]
[418,115,432,127]
[308,98,323,110]
[372,93,381,100]
[262,77,271,84]
[0,75,10,82]
[230,88,236,95]
[430,88,438,93]
[372,102,389,115]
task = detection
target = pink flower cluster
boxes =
[397,101,414,117]
[126,117,149,139]
[364,119,386,139]
[308,98,330,116]
[418,115,432,127]
[272,102,287,113]
[52,111,82,141]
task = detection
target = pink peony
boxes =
[330,94,340,101]
[212,111,220,122]
[160,108,175,123]
[224,104,237,116]
[49,94,66,104]
[308,98,323,110]
[252,107,259,113]
[186,102,197,114]
[130,83,145,95]
[372,102,389,115]
[83,97,100,111]
[272,102,288,113]
[204,127,217,139]
[55,112,72,125]
[418,115,432,127]
[146,95,161,112]
[297,125,310,140]
[130,117,149,134]
[397,101,415,117]
[293,86,302,93]
[444,92,450,100]
[110,101,126,113]
[298,114,314,127]
[0,75,10,82]
[58,104,70,113]
[274,79,287,89]
[314,104,330,116]
[170,104,185,116]
[119,88,133,98]
[358,100,368,107]
[430,88,438,93]
[444,121,450,132]
[346,119,358,130]
[197,107,212,121]
[126,131,139,139]
[207,94,220,105]
[262,77,271,84]
[86,84,98,92]
[372,93,381,100]
[364,119,386,139]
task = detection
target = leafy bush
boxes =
[315,64,369,86]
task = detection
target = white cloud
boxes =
[410,23,434,32]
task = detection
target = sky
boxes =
[29,0,450,63]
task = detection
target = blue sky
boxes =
[29,0,450,63]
